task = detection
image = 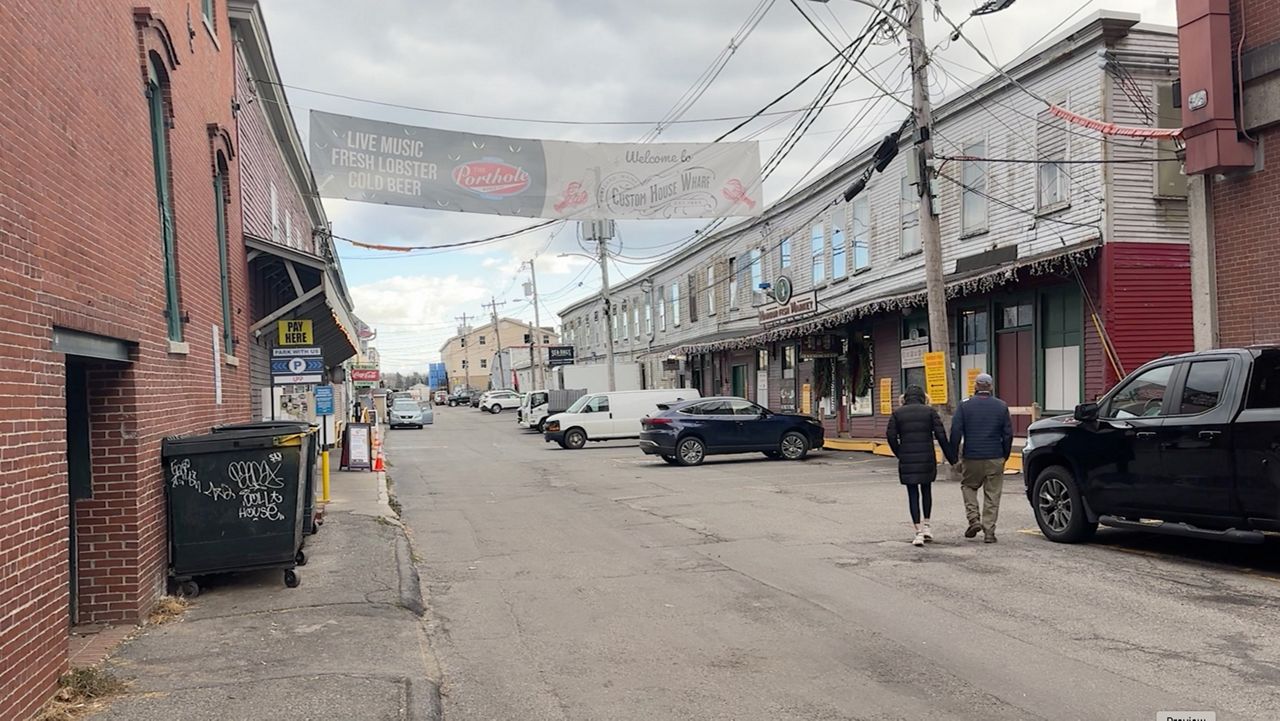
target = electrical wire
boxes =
[788,0,913,112]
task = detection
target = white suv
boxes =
[479,389,523,414]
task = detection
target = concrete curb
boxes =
[396,532,425,617]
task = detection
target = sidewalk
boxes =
[89,468,441,721]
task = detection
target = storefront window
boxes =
[1041,290,1083,411]
[847,336,873,416]
[901,312,928,393]
[782,344,796,379]
[959,308,989,400]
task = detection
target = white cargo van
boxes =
[543,388,701,449]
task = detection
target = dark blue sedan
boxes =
[638,396,825,466]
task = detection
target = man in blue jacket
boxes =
[950,373,1013,543]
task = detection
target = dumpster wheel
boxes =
[284,569,300,588]
[295,550,308,566]
[178,580,200,598]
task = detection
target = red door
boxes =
[996,330,1033,435]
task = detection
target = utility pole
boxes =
[481,296,507,389]
[906,0,953,422]
[455,312,474,394]
[524,258,544,389]
[585,218,617,392]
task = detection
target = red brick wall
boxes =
[0,2,253,718]
[235,50,316,253]
[1210,129,1280,345]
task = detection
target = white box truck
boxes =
[555,362,642,393]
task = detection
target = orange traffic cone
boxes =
[373,452,384,472]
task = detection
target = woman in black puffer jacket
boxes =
[886,385,957,546]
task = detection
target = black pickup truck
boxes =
[1022,347,1280,544]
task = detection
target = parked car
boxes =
[447,391,474,407]
[1022,347,1280,545]
[433,391,448,405]
[478,389,522,414]
[518,388,588,432]
[544,389,701,449]
[389,398,433,429]
[638,396,825,466]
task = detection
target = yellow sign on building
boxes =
[278,319,313,346]
[800,383,812,416]
[879,377,892,415]
[923,351,948,405]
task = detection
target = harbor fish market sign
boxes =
[309,110,762,220]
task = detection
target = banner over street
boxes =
[308,110,762,220]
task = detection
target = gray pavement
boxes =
[395,405,1280,721]
[92,468,441,721]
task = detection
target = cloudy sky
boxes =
[259,0,1175,374]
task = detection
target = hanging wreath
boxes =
[850,341,873,397]
[813,356,832,401]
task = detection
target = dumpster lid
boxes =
[162,429,304,457]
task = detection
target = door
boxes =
[996,330,1033,435]
[65,361,93,623]
[1154,357,1240,521]
[1235,350,1280,528]
[731,364,747,398]
[1070,363,1177,514]
[728,399,776,450]
[577,395,614,437]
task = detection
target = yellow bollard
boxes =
[321,449,331,502]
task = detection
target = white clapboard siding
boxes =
[1106,28,1189,244]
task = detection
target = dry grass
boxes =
[147,595,190,625]
[35,667,127,721]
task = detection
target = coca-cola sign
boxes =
[349,368,380,382]
[452,159,530,198]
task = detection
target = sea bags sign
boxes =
[309,110,762,220]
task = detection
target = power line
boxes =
[938,154,1183,165]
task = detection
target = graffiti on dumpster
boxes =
[168,458,236,502]
[227,459,287,522]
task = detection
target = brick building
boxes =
[0,2,355,718]
[1177,0,1280,347]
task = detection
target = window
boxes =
[285,212,293,248]
[1155,82,1188,198]
[671,283,681,326]
[687,274,698,322]
[620,303,629,341]
[1042,291,1082,411]
[644,302,653,335]
[757,348,768,371]
[728,258,738,308]
[959,308,988,400]
[961,140,988,234]
[811,223,825,284]
[852,197,870,271]
[1106,365,1174,419]
[543,334,550,344]
[480,358,487,368]
[749,249,762,300]
[658,285,667,330]
[147,56,182,342]
[584,396,610,413]
[1036,105,1069,210]
[213,154,234,354]
[728,400,762,416]
[782,344,796,379]
[1248,354,1280,409]
[631,302,639,339]
[1180,361,1230,415]
[270,182,280,243]
[707,267,716,314]
[202,0,214,25]
[831,210,847,280]
[998,302,1033,330]
[479,335,486,345]
[780,236,792,269]
[900,176,920,255]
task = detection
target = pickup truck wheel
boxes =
[1032,466,1097,543]
[564,427,587,450]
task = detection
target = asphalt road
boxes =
[388,406,1280,721]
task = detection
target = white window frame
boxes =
[810,222,826,285]
[851,196,870,271]
[960,138,989,235]
[749,248,763,301]
[707,266,716,315]
[671,282,681,326]
[1036,98,1071,213]
[831,207,847,280]
[658,285,667,331]
[728,257,738,309]
[779,236,792,269]
[899,175,920,256]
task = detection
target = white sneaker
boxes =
[921,525,933,542]
[912,532,925,547]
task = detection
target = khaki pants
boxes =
[960,458,1006,535]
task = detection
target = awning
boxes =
[246,237,359,367]
[675,240,1100,355]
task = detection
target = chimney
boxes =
[1177,0,1256,174]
